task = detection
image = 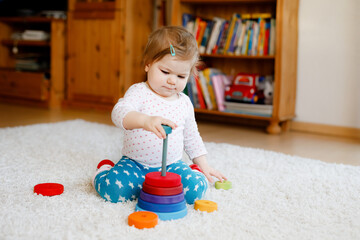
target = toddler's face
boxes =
[145,54,192,99]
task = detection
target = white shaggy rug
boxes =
[0,120,359,240]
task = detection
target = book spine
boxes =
[228,19,242,54]
[223,13,239,54]
[195,75,207,109]
[206,18,223,55]
[199,21,214,54]
[269,18,276,55]
[264,21,270,56]
[212,20,227,54]
[234,20,247,55]
[216,21,230,54]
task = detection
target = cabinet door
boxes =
[67,14,121,105]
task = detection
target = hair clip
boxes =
[170,44,176,56]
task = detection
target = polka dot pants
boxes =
[94,156,208,204]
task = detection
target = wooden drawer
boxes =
[0,70,49,101]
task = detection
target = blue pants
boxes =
[94,156,208,204]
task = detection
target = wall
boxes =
[295,0,360,129]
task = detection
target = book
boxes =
[206,17,224,55]
[189,76,200,108]
[216,21,230,54]
[199,20,214,54]
[193,17,202,40]
[202,68,219,110]
[241,20,252,55]
[212,74,231,111]
[257,18,266,56]
[263,21,270,55]
[196,20,207,46]
[224,101,273,117]
[198,71,213,110]
[250,21,259,56]
[227,19,242,54]
[234,20,248,55]
[194,75,207,109]
[182,13,194,28]
[22,30,49,41]
[212,20,227,54]
[184,81,195,106]
[223,13,240,54]
[247,21,255,55]
[269,18,276,55]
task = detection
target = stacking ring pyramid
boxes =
[135,171,187,221]
[134,125,187,221]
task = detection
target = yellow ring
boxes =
[194,200,218,213]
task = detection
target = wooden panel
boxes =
[121,0,153,93]
[66,0,160,109]
[50,20,65,108]
[273,0,298,120]
[67,13,121,104]
[0,22,11,68]
[74,11,115,19]
[0,70,49,100]
[75,2,116,11]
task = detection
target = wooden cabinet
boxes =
[0,17,65,108]
[65,0,153,109]
[170,0,299,134]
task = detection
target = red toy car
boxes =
[224,73,259,103]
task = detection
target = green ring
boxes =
[215,180,232,190]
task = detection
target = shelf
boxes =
[0,17,63,23]
[0,16,65,108]
[0,67,49,73]
[195,108,271,120]
[201,54,275,59]
[171,0,299,134]
[1,39,50,47]
[180,0,276,4]
[74,1,116,11]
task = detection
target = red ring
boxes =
[142,182,183,196]
[145,172,181,188]
[34,183,64,196]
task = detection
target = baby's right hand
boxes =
[143,116,177,139]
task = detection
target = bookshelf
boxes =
[65,0,153,109]
[0,17,65,108]
[171,0,299,134]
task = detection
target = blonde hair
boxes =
[143,26,200,77]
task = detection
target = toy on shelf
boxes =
[225,73,259,103]
[263,77,274,105]
[133,125,187,221]
[215,180,232,190]
[194,200,218,213]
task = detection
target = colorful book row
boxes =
[183,13,276,56]
[184,68,274,117]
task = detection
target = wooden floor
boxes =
[1,103,359,166]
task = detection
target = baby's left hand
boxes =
[200,165,227,184]
[193,156,227,183]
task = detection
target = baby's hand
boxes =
[201,166,227,184]
[143,116,177,139]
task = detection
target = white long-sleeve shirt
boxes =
[111,82,207,167]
